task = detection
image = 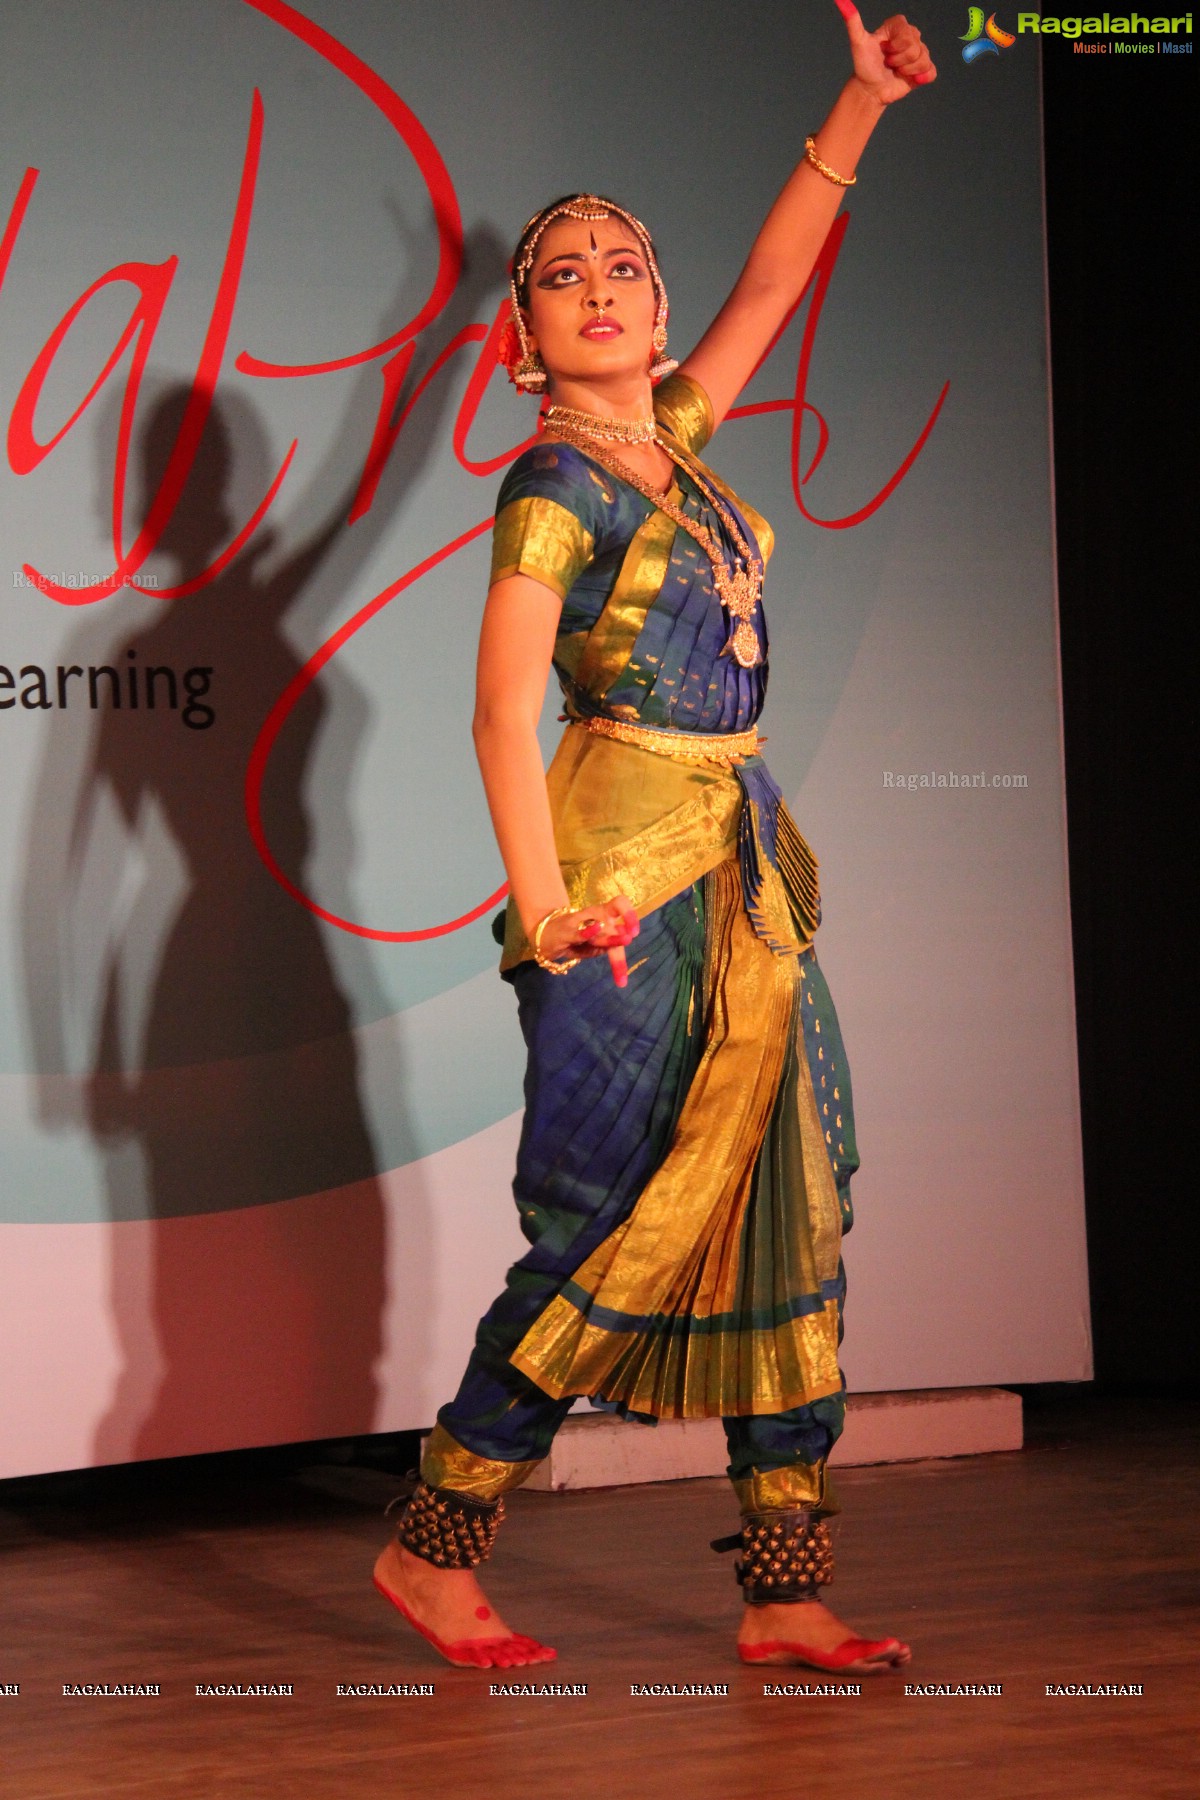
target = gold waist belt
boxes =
[575,715,761,768]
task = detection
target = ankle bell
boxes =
[711,1508,834,1605]
[394,1479,505,1569]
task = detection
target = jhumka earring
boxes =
[648,307,677,383]
[508,284,548,393]
[513,349,548,394]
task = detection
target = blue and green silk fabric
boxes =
[438,373,857,1437]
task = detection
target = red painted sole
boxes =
[372,1573,557,1670]
[737,1635,911,1674]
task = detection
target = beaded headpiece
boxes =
[500,193,677,393]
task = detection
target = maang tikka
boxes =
[505,194,678,394]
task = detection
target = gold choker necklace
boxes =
[544,404,657,446]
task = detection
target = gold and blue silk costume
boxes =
[424,374,858,1515]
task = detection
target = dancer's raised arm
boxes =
[681,4,935,433]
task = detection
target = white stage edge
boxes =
[510,1387,1024,1492]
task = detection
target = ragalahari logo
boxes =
[961,8,1018,57]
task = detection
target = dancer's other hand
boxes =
[538,897,640,987]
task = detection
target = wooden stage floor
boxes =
[1,1393,1195,1800]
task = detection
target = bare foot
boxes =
[373,1539,556,1669]
[737,1598,910,1674]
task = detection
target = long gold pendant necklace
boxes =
[544,407,764,669]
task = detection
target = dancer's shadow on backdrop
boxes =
[19,221,510,1464]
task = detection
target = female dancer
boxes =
[375,3,935,1672]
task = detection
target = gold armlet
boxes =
[532,905,580,975]
[804,136,857,189]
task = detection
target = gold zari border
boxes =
[500,731,743,970]
[419,1423,541,1500]
[733,1464,840,1516]
[652,371,716,456]
[572,500,679,701]
[509,862,844,1418]
[490,495,595,600]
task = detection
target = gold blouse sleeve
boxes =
[490,496,595,600]
[652,370,716,455]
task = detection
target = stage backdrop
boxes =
[0,0,1088,1478]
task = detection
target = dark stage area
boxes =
[1042,38,1194,1396]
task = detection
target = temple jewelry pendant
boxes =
[730,619,761,668]
[713,560,762,666]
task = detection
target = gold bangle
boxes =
[804,136,857,189]
[531,905,580,975]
